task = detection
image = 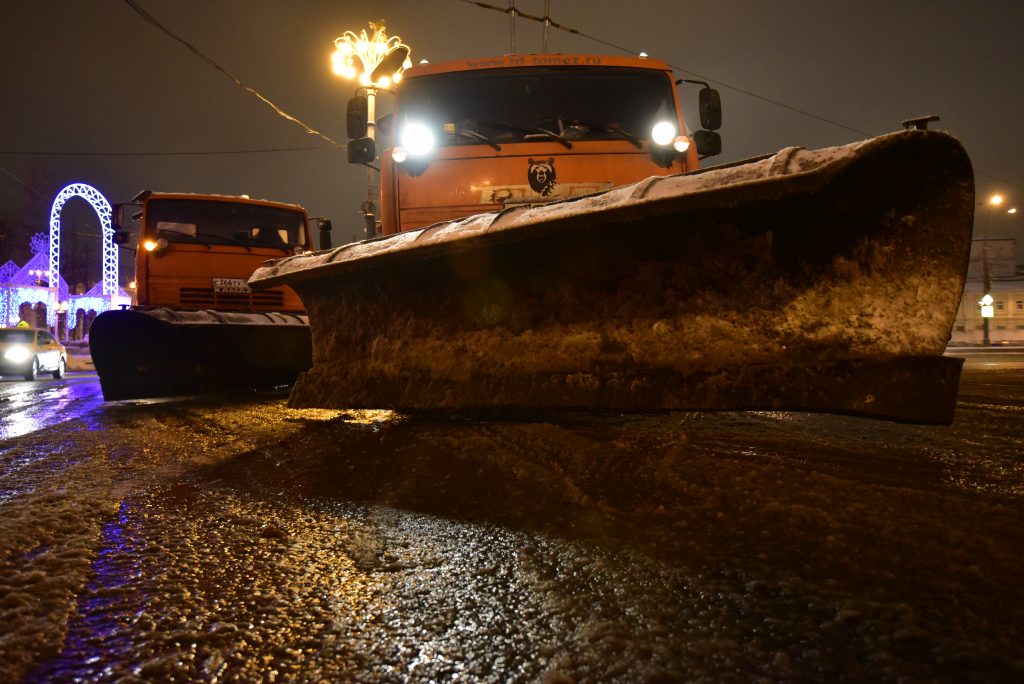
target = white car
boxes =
[0,327,68,380]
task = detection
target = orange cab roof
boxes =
[403,53,674,80]
[132,190,305,213]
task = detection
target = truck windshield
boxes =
[396,66,678,146]
[145,199,306,248]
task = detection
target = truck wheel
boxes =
[52,358,66,379]
[24,357,38,381]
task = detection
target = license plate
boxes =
[212,278,251,294]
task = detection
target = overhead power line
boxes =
[457,0,872,137]
[464,2,1024,193]
[0,167,48,198]
[122,0,342,148]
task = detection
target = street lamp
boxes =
[977,193,1018,345]
[331,22,411,90]
[331,22,412,239]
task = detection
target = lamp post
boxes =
[331,22,411,238]
[977,193,1018,345]
[57,300,69,341]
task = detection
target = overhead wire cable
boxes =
[121,0,342,148]
[457,0,871,137]
[458,1,1022,196]
[0,167,48,198]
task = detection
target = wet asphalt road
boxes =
[0,357,1021,682]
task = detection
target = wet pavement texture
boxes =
[0,363,1022,682]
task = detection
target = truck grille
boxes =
[179,287,285,309]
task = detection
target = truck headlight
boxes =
[400,123,435,157]
[4,346,30,363]
[651,121,677,146]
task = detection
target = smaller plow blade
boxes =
[89,308,312,401]
[251,130,974,423]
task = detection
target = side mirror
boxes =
[319,219,333,250]
[347,95,368,139]
[113,203,127,230]
[112,230,131,245]
[347,138,376,164]
[693,130,722,158]
[376,113,394,137]
[699,87,722,131]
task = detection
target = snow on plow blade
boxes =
[250,130,974,423]
[89,307,312,401]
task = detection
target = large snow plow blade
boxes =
[89,308,312,401]
[251,130,973,423]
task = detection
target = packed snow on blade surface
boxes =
[250,130,974,421]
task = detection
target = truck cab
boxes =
[115,191,312,313]
[369,54,720,234]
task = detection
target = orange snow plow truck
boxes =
[90,191,326,400]
[250,54,975,423]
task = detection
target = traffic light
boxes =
[347,137,376,164]
[347,96,368,139]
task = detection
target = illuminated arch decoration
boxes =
[1,184,128,333]
[50,183,116,297]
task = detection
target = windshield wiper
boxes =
[562,118,644,149]
[458,129,501,151]
[157,228,254,251]
[480,121,573,149]
[523,126,573,149]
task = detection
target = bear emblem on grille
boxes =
[527,158,557,197]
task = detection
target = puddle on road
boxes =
[0,375,105,441]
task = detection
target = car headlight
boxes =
[4,346,30,363]
[400,123,435,157]
[651,121,677,146]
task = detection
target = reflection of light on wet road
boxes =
[0,373,105,441]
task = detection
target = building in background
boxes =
[950,238,1024,344]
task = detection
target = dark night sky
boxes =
[2,0,1022,268]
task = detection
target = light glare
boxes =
[4,346,30,362]
[401,123,435,156]
[652,121,677,146]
